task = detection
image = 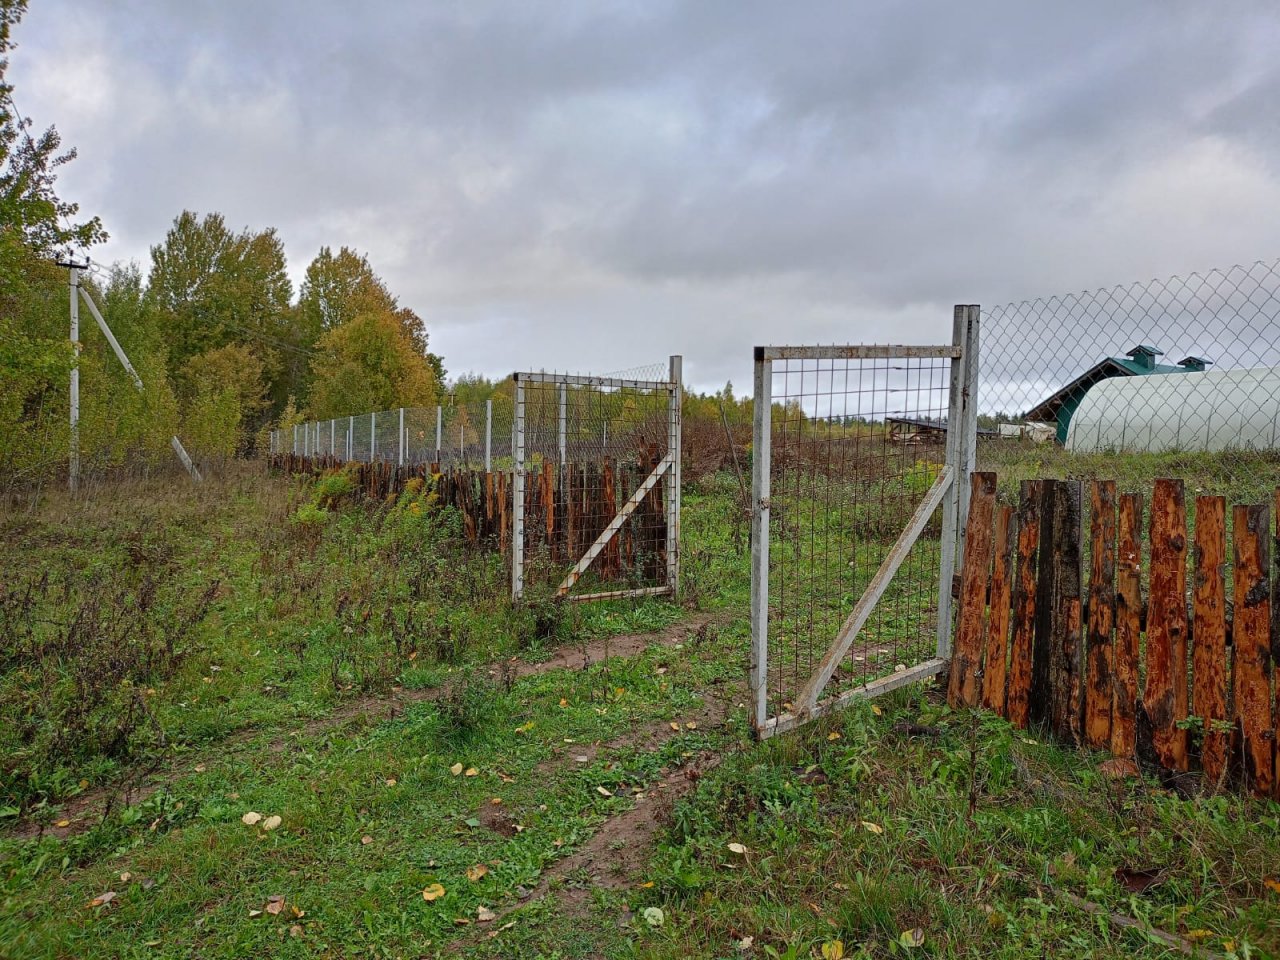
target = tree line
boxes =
[0,2,446,490]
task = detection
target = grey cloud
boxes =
[11,0,1280,392]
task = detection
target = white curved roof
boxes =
[1065,366,1280,453]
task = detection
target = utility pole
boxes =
[57,257,90,493]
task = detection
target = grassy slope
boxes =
[0,468,1277,959]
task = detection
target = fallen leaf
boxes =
[464,767,479,777]
[821,941,846,960]
[266,895,285,916]
[827,732,842,741]
[194,763,206,773]
[1115,866,1163,894]
[861,820,884,835]
[248,908,263,918]
[361,835,373,845]
[453,918,471,926]
[450,763,463,776]
[1266,878,1280,894]
[422,883,446,901]
[514,721,534,733]
[241,812,263,826]
[1186,930,1213,942]
[262,815,282,831]
[727,842,748,855]
[490,797,502,805]
[467,864,489,882]
[596,786,614,797]
[871,704,882,716]
[119,872,131,883]
[477,905,496,923]
[638,881,655,889]
[643,906,665,928]
[737,936,754,950]
[87,891,117,908]
[670,722,680,731]
[898,928,926,948]
[55,819,70,828]
[685,721,697,730]
[289,924,303,938]
[292,905,304,918]
[385,778,397,787]
[559,698,568,707]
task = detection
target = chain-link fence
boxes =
[977,258,1280,502]
[274,397,514,471]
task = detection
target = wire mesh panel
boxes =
[512,359,682,603]
[978,259,1280,502]
[750,316,977,739]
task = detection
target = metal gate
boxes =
[750,308,978,738]
[511,358,682,603]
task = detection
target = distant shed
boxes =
[1065,366,1280,453]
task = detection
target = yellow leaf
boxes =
[490,797,502,805]
[477,905,496,923]
[55,819,70,828]
[861,821,884,835]
[821,941,846,960]
[514,721,534,734]
[119,872,131,883]
[871,704,882,716]
[638,881,655,888]
[465,767,479,777]
[685,721,698,730]
[262,815,282,831]
[827,731,842,741]
[453,918,470,926]
[450,763,463,776]
[241,812,263,826]
[422,883,446,902]
[727,842,748,855]
[559,698,568,707]
[596,786,613,797]
[1266,878,1280,894]
[467,864,489,882]
[361,835,373,845]
[385,778,397,787]
[670,722,680,731]
[615,687,625,696]
[194,764,206,773]
[898,928,925,948]
[1185,930,1213,943]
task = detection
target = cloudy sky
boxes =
[11,1,1280,393]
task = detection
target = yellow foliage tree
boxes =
[306,309,440,419]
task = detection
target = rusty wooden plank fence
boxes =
[949,471,1280,801]
[270,454,666,588]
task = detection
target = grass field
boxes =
[1,464,1278,958]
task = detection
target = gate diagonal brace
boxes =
[555,453,674,598]
[792,465,955,715]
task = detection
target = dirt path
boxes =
[10,613,724,842]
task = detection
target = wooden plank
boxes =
[948,472,997,708]
[1232,502,1273,797]
[1112,492,1142,762]
[602,462,619,579]
[1275,489,1280,803]
[1084,480,1117,750]
[1006,479,1042,728]
[1053,480,1085,744]
[793,466,955,714]
[1145,479,1189,771]
[981,504,1016,712]
[1030,480,1059,728]
[1192,495,1229,787]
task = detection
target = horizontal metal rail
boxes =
[513,371,674,392]
[755,344,962,361]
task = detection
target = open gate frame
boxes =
[511,357,683,604]
[750,308,979,739]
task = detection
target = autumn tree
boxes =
[305,309,440,419]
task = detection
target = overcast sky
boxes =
[11,1,1280,393]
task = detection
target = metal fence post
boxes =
[435,405,442,465]
[667,355,683,596]
[936,306,972,660]
[330,419,335,458]
[750,348,772,737]
[292,424,299,455]
[512,376,526,602]
[69,266,80,493]
[398,407,405,467]
[347,415,353,461]
[485,399,492,472]
[370,412,376,461]
[558,384,567,466]
[958,306,980,561]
